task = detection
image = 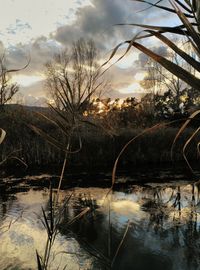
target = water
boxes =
[0,179,200,270]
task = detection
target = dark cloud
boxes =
[6,37,58,75]
[53,0,145,50]
[135,45,170,68]
[53,0,172,50]
[3,0,175,103]
[136,53,149,68]
[6,0,172,73]
[153,45,169,57]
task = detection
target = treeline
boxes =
[87,87,200,130]
[0,103,200,173]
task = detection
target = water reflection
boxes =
[0,189,85,270]
[0,182,199,269]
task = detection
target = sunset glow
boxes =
[0,0,178,103]
[119,82,142,94]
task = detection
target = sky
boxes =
[0,0,176,106]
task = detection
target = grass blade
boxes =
[36,250,44,270]
[111,220,130,268]
[30,125,82,154]
[182,126,200,173]
[112,123,160,187]
[116,23,192,35]
[146,30,200,72]
[171,110,200,160]
[127,40,200,90]
[0,128,6,144]
[67,207,90,226]
[133,0,193,14]
[171,1,200,50]
[41,207,52,238]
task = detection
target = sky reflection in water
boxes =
[0,182,199,270]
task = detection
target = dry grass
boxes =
[0,128,6,145]
[104,0,200,188]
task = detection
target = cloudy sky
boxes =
[0,0,176,106]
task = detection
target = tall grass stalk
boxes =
[104,0,200,178]
[0,128,6,145]
[111,220,130,268]
[56,136,71,204]
[0,128,27,167]
[36,184,90,270]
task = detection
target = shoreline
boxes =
[1,164,199,194]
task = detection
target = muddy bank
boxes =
[0,165,199,195]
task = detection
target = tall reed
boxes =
[104,0,200,179]
[0,128,6,145]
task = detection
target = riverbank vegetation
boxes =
[0,99,200,174]
[1,0,200,175]
[1,1,200,270]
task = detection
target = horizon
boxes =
[0,0,177,106]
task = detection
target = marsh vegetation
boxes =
[1,0,200,269]
[0,180,200,270]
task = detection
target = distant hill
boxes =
[3,104,51,113]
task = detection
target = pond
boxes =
[0,177,200,270]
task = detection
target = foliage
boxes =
[153,87,200,119]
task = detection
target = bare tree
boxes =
[0,54,19,108]
[45,38,106,126]
[32,38,109,197]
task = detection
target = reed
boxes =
[36,184,90,270]
[104,0,200,183]
[105,1,200,90]
[0,128,6,145]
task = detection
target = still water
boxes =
[0,179,200,270]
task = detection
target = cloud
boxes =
[103,64,146,99]
[20,81,46,98]
[53,0,144,50]
[135,45,170,69]
[0,0,91,46]
[3,37,62,79]
[5,0,173,73]
[53,0,173,50]
[2,0,176,104]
